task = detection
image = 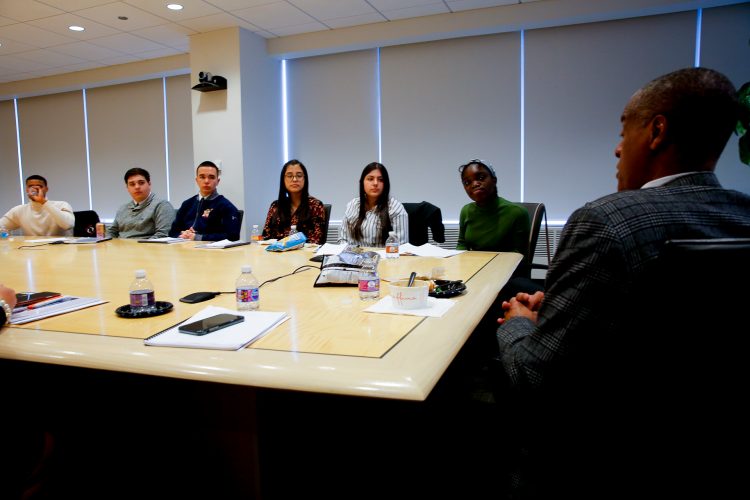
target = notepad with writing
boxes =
[144,305,289,350]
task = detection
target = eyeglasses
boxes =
[285,173,305,180]
[458,159,497,179]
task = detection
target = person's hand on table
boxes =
[179,227,197,240]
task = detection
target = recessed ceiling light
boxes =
[167,4,183,10]
[69,25,85,32]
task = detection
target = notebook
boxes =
[64,237,112,244]
[144,305,289,350]
[138,237,187,244]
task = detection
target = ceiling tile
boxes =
[88,32,166,53]
[205,0,272,10]
[270,21,329,37]
[178,12,260,32]
[288,0,376,20]
[27,13,122,39]
[131,46,185,60]
[9,48,87,67]
[324,12,387,29]
[0,53,48,72]
[446,0,517,12]
[0,23,76,47]
[75,1,169,30]
[0,0,63,22]
[132,23,196,49]
[35,1,116,11]
[123,0,224,21]
[50,41,125,61]
[96,53,141,66]
[0,37,37,55]
[369,0,444,11]
[381,3,450,21]
[232,2,319,30]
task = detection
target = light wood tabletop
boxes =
[0,237,521,400]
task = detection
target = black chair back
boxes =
[73,210,100,237]
[402,201,445,246]
[320,204,332,245]
[517,202,549,278]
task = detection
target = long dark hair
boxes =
[275,159,311,229]
[351,162,392,245]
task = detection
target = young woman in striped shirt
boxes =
[339,162,409,247]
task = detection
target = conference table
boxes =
[0,237,520,498]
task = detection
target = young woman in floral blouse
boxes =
[262,159,327,244]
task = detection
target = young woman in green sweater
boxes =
[457,159,530,254]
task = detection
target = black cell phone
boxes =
[178,313,245,336]
[15,291,61,307]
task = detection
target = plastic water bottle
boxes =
[289,224,298,236]
[250,224,261,244]
[358,257,380,300]
[0,225,9,252]
[385,231,399,259]
[129,269,156,313]
[236,265,260,311]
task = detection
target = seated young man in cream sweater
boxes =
[0,175,74,236]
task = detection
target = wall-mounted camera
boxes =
[192,71,227,92]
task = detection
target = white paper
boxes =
[315,243,347,255]
[138,237,188,244]
[24,237,68,243]
[64,237,112,244]
[397,243,465,258]
[144,305,289,351]
[364,296,456,317]
[10,296,107,324]
[194,239,250,249]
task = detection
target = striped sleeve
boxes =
[388,198,409,245]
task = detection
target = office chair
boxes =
[236,209,244,228]
[320,204,332,245]
[402,201,445,246]
[517,202,550,280]
[73,210,100,237]
[490,237,750,498]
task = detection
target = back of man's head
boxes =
[26,174,47,186]
[632,67,738,169]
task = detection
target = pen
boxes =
[27,296,76,310]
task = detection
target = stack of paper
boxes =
[194,239,250,249]
[386,243,465,258]
[10,296,107,324]
[144,305,289,351]
[138,237,187,244]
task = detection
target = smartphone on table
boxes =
[178,313,245,336]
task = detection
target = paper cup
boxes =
[390,280,430,309]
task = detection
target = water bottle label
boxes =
[358,278,380,292]
[237,287,259,303]
[130,291,155,307]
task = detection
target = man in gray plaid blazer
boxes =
[495,67,750,498]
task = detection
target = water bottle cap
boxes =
[135,269,146,278]
[252,224,258,229]
[241,265,252,273]
[388,231,395,236]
